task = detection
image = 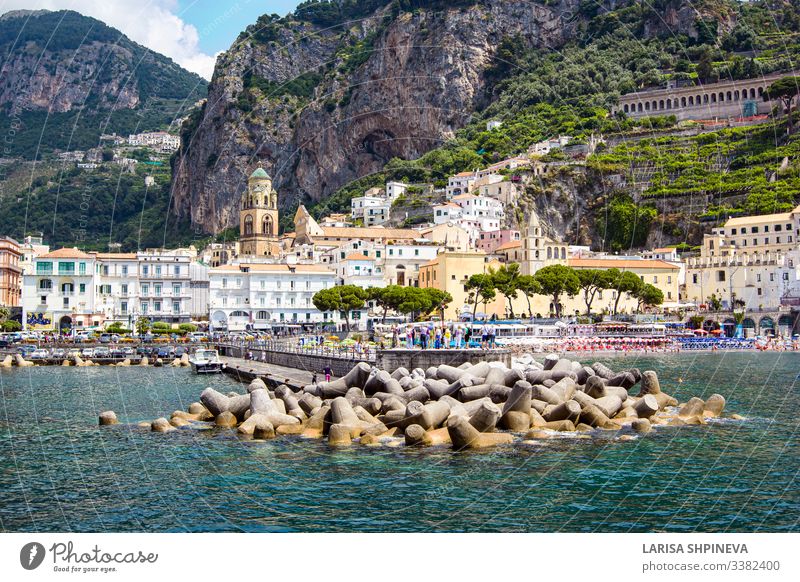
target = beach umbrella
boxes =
[710,329,723,335]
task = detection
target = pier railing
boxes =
[217,339,377,363]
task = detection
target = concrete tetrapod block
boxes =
[591,362,615,379]
[550,377,576,401]
[151,417,175,432]
[0,354,13,368]
[483,366,507,386]
[390,367,409,380]
[468,361,491,379]
[607,372,636,390]
[215,411,238,428]
[583,376,606,399]
[417,401,451,430]
[530,407,547,427]
[99,411,118,426]
[169,417,190,428]
[502,411,532,432]
[570,390,595,409]
[632,418,652,434]
[200,387,231,417]
[530,399,548,414]
[398,376,414,390]
[525,369,551,385]
[703,394,726,417]
[405,424,426,446]
[638,370,661,396]
[575,366,594,384]
[537,420,576,432]
[365,370,392,395]
[227,394,252,421]
[247,378,268,393]
[253,419,276,439]
[503,369,524,387]
[139,356,149,366]
[457,383,492,402]
[461,397,493,416]
[502,381,532,414]
[14,354,34,367]
[298,394,323,416]
[468,400,501,432]
[425,366,439,379]
[435,364,467,384]
[331,396,362,426]
[249,388,300,428]
[379,396,406,413]
[542,400,581,423]
[604,386,629,402]
[653,392,678,409]
[530,384,563,406]
[302,405,332,438]
[439,395,468,418]
[543,354,560,370]
[237,413,270,435]
[678,397,705,418]
[550,358,574,374]
[577,403,611,428]
[328,424,353,446]
[633,394,659,419]
[447,415,513,450]
[421,427,451,446]
[593,395,624,419]
[349,397,382,416]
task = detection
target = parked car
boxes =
[121,347,135,357]
[81,348,95,358]
[174,346,187,358]
[94,347,111,358]
[17,345,36,357]
[99,333,122,344]
[30,349,50,360]
[156,346,175,358]
[51,348,66,359]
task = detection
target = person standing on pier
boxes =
[323,365,332,383]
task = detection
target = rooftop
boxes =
[724,205,800,227]
[569,258,680,270]
[495,240,522,251]
[39,247,93,259]
[344,253,372,261]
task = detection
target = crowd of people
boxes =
[389,323,498,350]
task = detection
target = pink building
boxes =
[475,229,520,254]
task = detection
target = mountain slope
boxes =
[0,9,206,157]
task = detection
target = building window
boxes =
[770,273,774,282]
[141,302,149,314]
[38,279,52,290]
[173,301,180,314]
[122,265,128,275]
[59,262,75,275]
[121,301,127,314]
[154,301,162,312]
[653,275,658,283]
[751,226,758,233]
[154,283,162,296]
[155,265,162,276]
[141,284,149,296]
[717,271,725,282]
[142,265,149,276]
[757,274,761,282]
[174,265,180,276]
[783,272,789,281]
[667,276,672,284]
[79,262,86,275]
[731,228,737,235]
[36,262,52,275]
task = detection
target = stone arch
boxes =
[681,96,687,107]
[262,215,274,236]
[726,90,732,101]
[749,87,756,99]
[758,86,764,97]
[243,214,253,236]
[688,96,694,106]
[759,316,775,336]
[637,102,643,112]
[59,315,72,332]
[702,319,720,332]
[734,89,740,100]
[666,99,672,109]
[645,101,651,111]
[560,247,566,259]
[719,91,725,102]
[547,247,552,259]
[659,99,665,109]
[623,104,629,113]
[703,94,709,104]
[711,93,717,103]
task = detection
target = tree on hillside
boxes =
[576,268,611,316]
[533,265,580,318]
[764,76,800,135]
[516,274,541,319]
[313,285,367,331]
[465,273,496,320]
[635,283,664,312]
[491,263,522,319]
[608,270,643,315]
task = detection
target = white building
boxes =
[386,181,408,201]
[208,263,342,331]
[433,202,462,224]
[529,135,571,156]
[487,120,503,131]
[336,253,385,288]
[22,248,101,332]
[128,131,181,152]
[95,253,140,327]
[136,249,194,324]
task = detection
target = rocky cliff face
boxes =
[0,10,205,115]
[171,0,584,233]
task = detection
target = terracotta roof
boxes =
[319,226,417,240]
[569,258,679,270]
[453,171,475,178]
[39,247,93,259]
[344,253,372,261]
[94,253,137,259]
[421,257,440,268]
[451,193,477,201]
[434,202,461,209]
[653,247,676,253]
[210,263,334,274]
[495,240,522,251]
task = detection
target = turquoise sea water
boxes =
[0,353,798,532]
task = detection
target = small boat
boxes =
[189,349,226,374]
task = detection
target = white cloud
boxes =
[0,0,217,79]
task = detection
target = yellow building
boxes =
[419,251,505,319]
[239,167,280,257]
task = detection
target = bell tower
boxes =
[239,165,279,257]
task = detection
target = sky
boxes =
[0,0,303,79]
